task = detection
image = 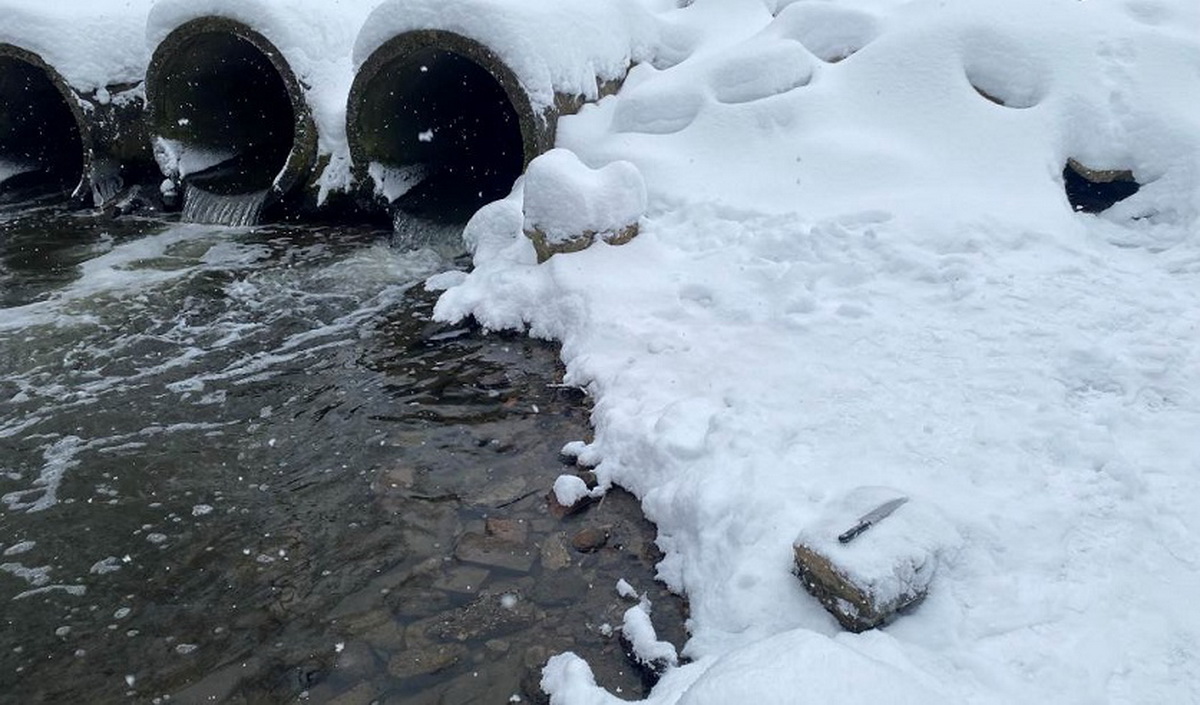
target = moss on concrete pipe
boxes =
[0,43,154,207]
[145,17,317,214]
[348,29,618,223]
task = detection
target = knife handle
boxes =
[838,521,871,544]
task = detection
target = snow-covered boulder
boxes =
[522,148,646,263]
[793,487,960,632]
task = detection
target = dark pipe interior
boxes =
[355,48,524,222]
[151,32,294,196]
[1064,162,1140,214]
[0,56,83,194]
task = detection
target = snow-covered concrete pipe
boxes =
[1,3,156,207]
[347,30,546,221]
[0,43,88,199]
[348,0,655,222]
[144,17,317,212]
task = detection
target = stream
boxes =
[0,199,686,704]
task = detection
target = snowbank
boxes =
[0,0,151,91]
[353,0,664,112]
[437,0,1200,702]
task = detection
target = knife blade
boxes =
[837,496,908,544]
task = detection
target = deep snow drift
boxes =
[434,0,1200,703]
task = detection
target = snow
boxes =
[152,138,237,182]
[433,0,1200,703]
[354,0,664,112]
[621,598,679,669]
[368,162,428,204]
[552,474,593,507]
[524,149,646,247]
[0,0,151,91]
[3,0,1200,702]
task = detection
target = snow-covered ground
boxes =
[435,0,1200,703]
[3,0,1200,702]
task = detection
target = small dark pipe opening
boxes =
[354,48,525,223]
[0,56,84,195]
[150,31,295,196]
[1064,160,1140,214]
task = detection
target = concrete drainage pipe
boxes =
[0,44,88,202]
[145,17,317,225]
[347,30,549,224]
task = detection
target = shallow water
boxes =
[0,203,685,703]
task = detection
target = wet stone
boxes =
[360,618,407,652]
[331,640,379,679]
[485,516,529,545]
[571,527,610,553]
[327,681,382,705]
[424,592,540,644]
[454,532,536,573]
[432,564,491,595]
[388,642,466,678]
[539,534,573,571]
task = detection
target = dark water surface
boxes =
[0,202,685,703]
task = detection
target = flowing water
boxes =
[181,187,270,228]
[0,200,686,703]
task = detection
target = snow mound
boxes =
[0,0,151,90]
[960,27,1049,109]
[773,2,882,64]
[622,599,678,670]
[676,629,948,705]
[354,0,660,111]
[612,74,706,135]
[552,474,593,508]
[523,149,646,249]
[708,40,813,105]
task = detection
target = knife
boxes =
[837,497,908,544]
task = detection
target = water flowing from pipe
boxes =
[182,184,269,227]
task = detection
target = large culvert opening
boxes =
[1063,159,1140,214]
[0,52,84,198]
[351,40,528,224]
[147,25,299,201]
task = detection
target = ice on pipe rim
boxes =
[144,16,317,202]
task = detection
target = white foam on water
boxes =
[3,541,36,556]
[1,436,82,513]
[0,223,236,332]
[0,562,52,587]
[14,584,86,600]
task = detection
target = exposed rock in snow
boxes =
[523,149,646,262]
[793,487,960,632]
